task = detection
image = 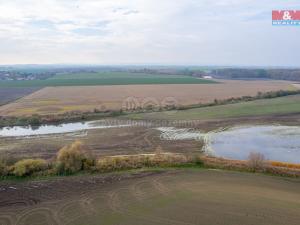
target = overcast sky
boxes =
[0,0,299,66]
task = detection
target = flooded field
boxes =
[1,121,300,164]
[0,122,201,160]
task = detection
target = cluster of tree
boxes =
[0,110,121,127]
[130,67,300,81]
[129,67,207,77]
[210,68,300,81]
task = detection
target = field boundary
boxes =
[1,150,300,181]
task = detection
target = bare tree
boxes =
[247,152,266,171]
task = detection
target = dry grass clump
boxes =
[96,153,190,172]
[200,153,267,172]
[12,159,47,177]
[199,156,247,170]
[270,161,300,170]
[56,140,95,174]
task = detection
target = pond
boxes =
[208,125,300,164]
[156,125,300,164]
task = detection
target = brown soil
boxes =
[0,126,202,161]
[0,169,300,225]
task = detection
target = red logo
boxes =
[272,10,300,20]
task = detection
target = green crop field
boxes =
[49,72,191,79]
[0,72,216,87]
[125,94,300,120]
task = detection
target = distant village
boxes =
[0,67,96,81]
[0,71,38,81]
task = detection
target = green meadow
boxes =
[125,94,300,120]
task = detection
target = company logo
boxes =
[272,10,300,26]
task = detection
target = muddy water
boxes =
[208,125,300,164]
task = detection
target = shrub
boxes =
[190,155,204,166]
[12,159,47,177]
[28,116,41,126]
[82,157,97,171]
[0,161,8,177]
[247,152,266,171]
[15,117,29,126]
[56,141,95,174]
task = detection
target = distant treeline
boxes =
[2,66,300,81]
[211,68,300,81]
[129,67,300,81]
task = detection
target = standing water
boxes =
[156,125,300,164]
[0,120,130,137]
[208,125,300,164]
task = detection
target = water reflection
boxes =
[0,120,130,137]
[209,126,300,164]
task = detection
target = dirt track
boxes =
[0,169,300,225]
